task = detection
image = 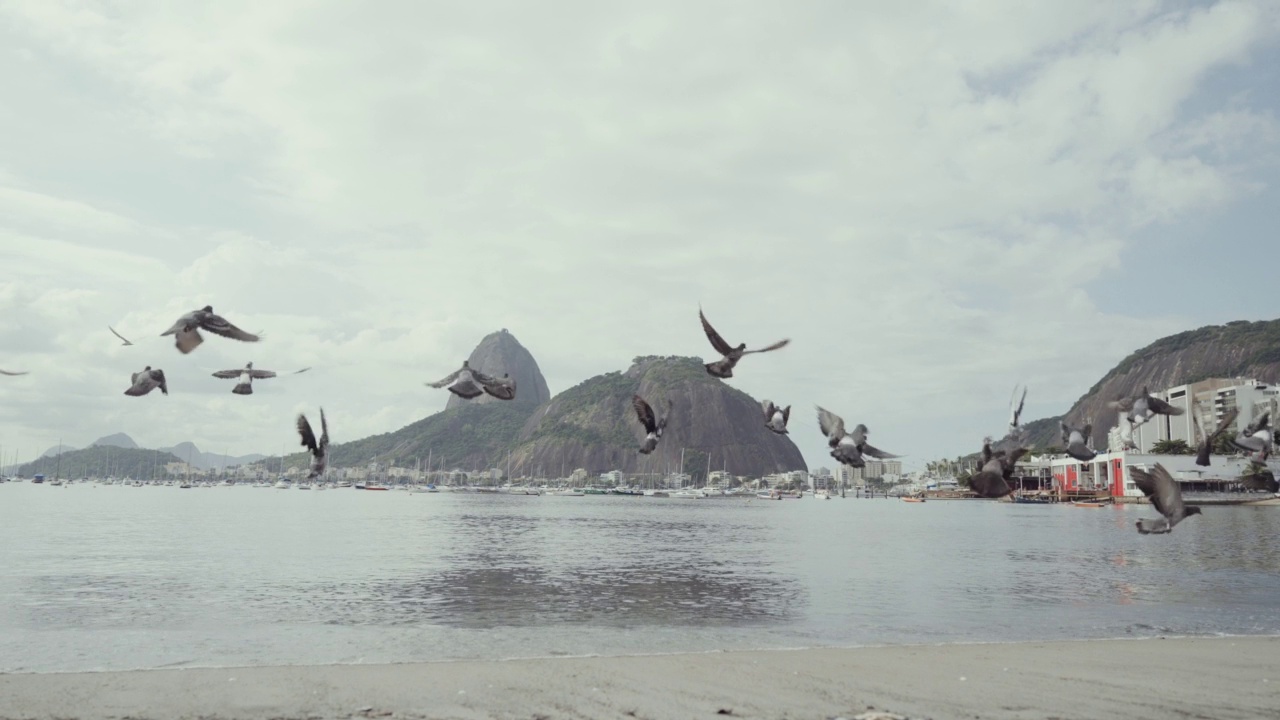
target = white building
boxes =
[1130,378,1279,453]
[1048,450,1279,497]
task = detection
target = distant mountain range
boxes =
[39,434,266,470]
[265,330,806,482]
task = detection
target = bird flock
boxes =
[6,304,1276,533]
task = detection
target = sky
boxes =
[2,0,1280,474]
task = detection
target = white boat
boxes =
[815,490,832,500]
[296,483,312,490]
[547,489,584,496]
[274,480,291,489]
[671,489,701,499]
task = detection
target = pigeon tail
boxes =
[1136,518,1170,535]
[232,383,253,395]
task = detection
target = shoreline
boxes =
[3,636,1278,720]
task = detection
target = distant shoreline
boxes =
[3,636,1277,720]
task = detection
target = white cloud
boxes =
[0,1,1277,471]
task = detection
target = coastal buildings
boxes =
[1125,378,1280,453]
[1042,451,1279,498]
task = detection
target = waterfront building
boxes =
[1129,378,1279,453]
[1045,451,1280,497]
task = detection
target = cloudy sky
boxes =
[2,0,1279,473]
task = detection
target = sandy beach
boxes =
[2,636,1277,720]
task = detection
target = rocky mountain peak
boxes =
[445,329,551,410]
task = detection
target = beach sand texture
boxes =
[2,636,1277,720]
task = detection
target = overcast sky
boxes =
[2,1,1280,473]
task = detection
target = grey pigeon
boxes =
[292,367,312,375]
[478,371,517,401]
[427,361,484,399]
[968,436,1027,498]
[1006,385,1028,440]
[762,399,790,434]
[124,366,168,396]
[1108,386,1184,429]
[633,394,671,454]
[1231,411,1273,462]
[1194,408,1238,467]
[0,369,28,376]
[1131,463,1200,534]
[212,361,277,395]
[698,307,789,379]
[1060,421,1095,462]
[160,305,261,354]
[816,406,900,468]
[1240,461,1279,493]
[296,408,329,480]
[109,326,134,346]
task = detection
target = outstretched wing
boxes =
[632,395,656,433]
[861,443,901,460]
[1108,397,1134,412]
[1212,409,1240,438]
[657,399,673,431]
[211,370,241,379]
[109,326,133,345]
[1010,385,1027,426]
[318,408,329,449]
[1148,463,1185,521]
[292,367,312,375]
[742,338,791,355]
[781,405,790,424]
[427,368,462,388]
[471,368,499,386]
[1060,422,1071,446]
[1245,411,1271,436]
[200,314,261,343]
[1129,466,1167,516]
[815,406,845,443]
[1145,396,1184,416]
[762,399,776,418]
[250,370,277,379]
[698,308,735,356]
[0,369,28,376]
[296,414,318,453]
[153,369,168,395]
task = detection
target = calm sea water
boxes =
[2,483,1279,673]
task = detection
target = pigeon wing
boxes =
[969,470,1012,499]
[427,368,462,388]
[781,405,790,424]
[1108,398,1134,412]
[154,369,168,395]
[657,399,673,431]
[742,338,791,355]
[200,314,261,342]
[1213,409,1240,438]
[109,326,133,345]
[698,308,735,356]
[816,406,845,444]
[762,399,776,419]
[211,370,241,379]
[860,443,901,459]
[250,369,277,379]
[1060,422,1071,446]
[292,367,312,375]
[1145,396,1184,416]
[1129,467,1167,515]
[296,414,318,454]
[1148,463,1186,521]
[632,395,657,433]
[1010,385,1027,425]
[0,369,29,376]
[1245,411,1271,436]
[318,408,329,449]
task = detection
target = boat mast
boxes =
[55,437,62,481]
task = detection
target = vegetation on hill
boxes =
[16,446,184,480]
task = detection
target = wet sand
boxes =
[2,636,1277,720]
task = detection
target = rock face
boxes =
[281,329,550,472]
[445,329,550,410]
[1021,319,1280,450]
[509,356,807,480]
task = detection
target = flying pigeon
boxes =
[1240,461,1279,493]
[1193,408,1238,467]
[1131,463,1201,535]
[1108,387,1184,429]
[762,400,790,434]
[1006,385,1028,440]
[296,408,329,480]
[698,307,789,379]
[1060,421,1095,462]
[479,372,517,401]
[124,366,168,396]
[427,361,486,399]
[1231,411,1273,463]
[968,437,1028,498]
[0,369,28,376]
[108,326,134,346]
[292,367,312,375]
[211,361,278,395]
[816,406,900,468]
[160,305,261,354]
[633,394,671,454]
